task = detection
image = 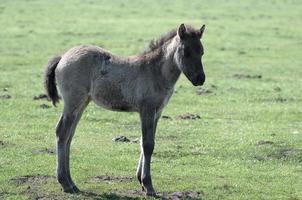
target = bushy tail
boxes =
[44,56,61,106]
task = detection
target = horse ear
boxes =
[178,23,187,39]
[198,24,206,38]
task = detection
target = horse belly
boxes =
[91,79,137,112]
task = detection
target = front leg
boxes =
[138,105,157,196]
[136,111,161,191]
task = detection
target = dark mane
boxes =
[142,28,177,54]
[141,25,198,55]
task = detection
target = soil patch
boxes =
[233,74,262,79]
[0,94,11,99]
[92,175,134,182]
[177,113,200,120]
[40,104,51,109]
[112,136,130,142]
[160,191,202,200]
[274,97,288,103]
[10,175,64,200]
[267,148,301,160]
[255,148,301,161]
[116,190,202,199]
[32,148,55,155]
[261,97,294,103]
[79,191,140,200]
[279,148,301,158]
[162,115,172,120]
[10,175,55,186]
[256,140,274,146]
[33,94,48,100]
[0,140,10,148]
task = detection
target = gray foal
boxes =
[44,24,206,196]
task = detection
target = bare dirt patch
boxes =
[274,97,288,103]
[40,104,51,109]
[10,175,65,200]
[32,148,55,155]
[162,115,172,120]
[116,190,202,199]
[112,135,131,142]
[261,96,294,103]
[79,191,140,200]
[256,140,274,146]
[177,113,200,120]
[0,94,11,99]
[254,148,301,161]
[33,94,48,100]
[0,140,10,148]
[161,191,202,200]
[278,148,301,158]
[10,175,55,186]
[26,187,65,200]
[92,175,134,183]
[267,148,301,160]
[233,74,262,79]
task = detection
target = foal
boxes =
[44,24,206,196]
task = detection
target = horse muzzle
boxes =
[191,74,205,86]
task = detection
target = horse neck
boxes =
[160,37,181,88]
[129,37,181,89]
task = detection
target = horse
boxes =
[44,23,206,196]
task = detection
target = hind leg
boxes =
[56,96,89,193]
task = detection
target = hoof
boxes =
[63,185,80,193]
[142,184,156,196]
[72,185,80,193]
[145,191,157,197]
[144,188,157,197]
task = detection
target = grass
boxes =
[0,0,301,199]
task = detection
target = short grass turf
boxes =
[0,0,301,199]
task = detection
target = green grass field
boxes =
[0,0,301,199]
